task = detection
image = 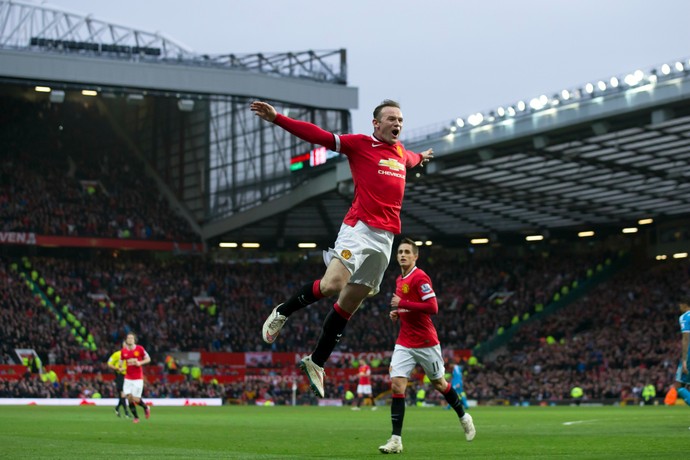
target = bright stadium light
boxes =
[424,241,433,246]
[655,255,667,260]
[622,227,638,234]
[507,106,517,117]
[496,107,505,117]
[456,118,465,128]
[638,218,653,225]
[516,101,526,112]
[597,81,607,91]
[585,83,594,94]
[661,64,671,75]
[241,242,260,248]
[218,242,238,248]
[609,77,619,88]
[578,231,595,238]
[467,113,484,126]
[525,235,544,242]
[529,95,548,110]
[471,238,489,244]
[675,61,684,72]
[624,70,644,86]
[414,240,423,246]
[561,89,571,100]
[81,89,97,96]
[298,243,317,249]
[35,86,51,92]
[673,252,688,259]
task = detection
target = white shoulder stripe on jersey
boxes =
[421,293,436,301]
[334,133,341,152]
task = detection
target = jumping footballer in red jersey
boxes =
[379,238,475,454]
[120,332,151,424]
[252,100,433,399]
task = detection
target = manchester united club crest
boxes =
[401,283,410,294]
[341,249,352,260]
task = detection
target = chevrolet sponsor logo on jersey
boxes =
[378,158,405,171]
[378,157,406,179]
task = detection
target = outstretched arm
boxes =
[251,101,336,150]
[418,148,434,167]
[250,101,277,122]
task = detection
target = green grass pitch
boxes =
[0,405,688,458]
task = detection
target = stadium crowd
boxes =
[2,92,688,405]
[2,245,687,404]
[466,260,689,404]
[0,96,198,241]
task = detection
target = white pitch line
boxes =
[563,420,597,426]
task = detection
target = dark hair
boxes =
[373,99,401,121]
[399,237,418,255]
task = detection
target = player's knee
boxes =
[319,277,346,296]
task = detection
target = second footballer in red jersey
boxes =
[379,238,475,454]
[253,99,433,399]
[120,332,151,424]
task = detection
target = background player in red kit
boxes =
[352,358,375,411]
[120,332,151,424]
[252,100,433,398]
[379,238,475,454]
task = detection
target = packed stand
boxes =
[0,94,198,241]
[0,245,612,400]
[465,260,690,404]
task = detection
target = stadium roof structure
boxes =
[205,57,690,248]
[2,1,688,249]
[0,0,353,108]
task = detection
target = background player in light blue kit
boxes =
[449,358,469,410]
[674,296,690,406]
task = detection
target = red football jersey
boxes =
[395,266,439,348]
[121,345,148,380]
[358,364,371,385]
[337,134,422,234]
[272,114,423,234]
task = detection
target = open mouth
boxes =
[392,128,400,138]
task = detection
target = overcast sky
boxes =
[53,0,690,135]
